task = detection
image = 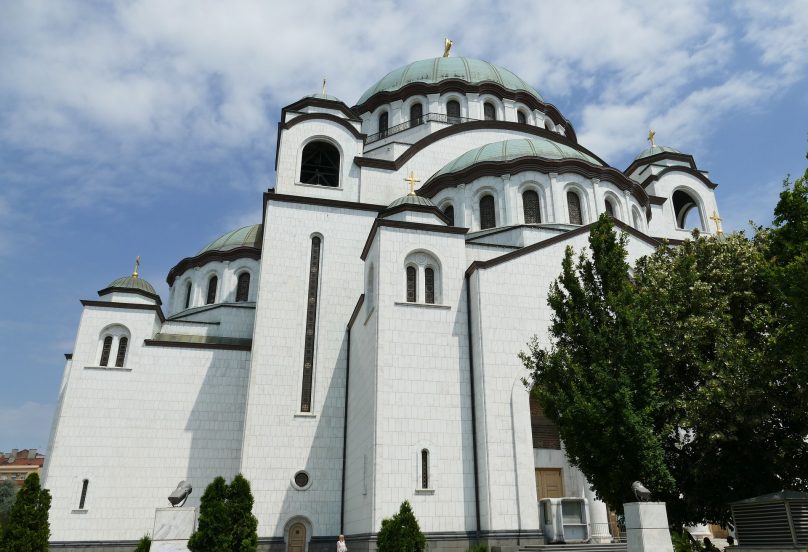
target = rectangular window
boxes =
[79,479,89,509]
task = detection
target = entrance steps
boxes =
[519,544,627,552]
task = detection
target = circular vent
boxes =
[293,470,310,489]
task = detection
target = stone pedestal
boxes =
[151,507,197,552]
[624,502,673,552]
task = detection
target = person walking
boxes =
[336,534,348,552]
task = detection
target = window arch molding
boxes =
[670,185,707,231]
[472,185,501,231]
[97,324,131,368]
[297,135,344,189]
[563,183,592,225]
[200,268,221,305]
[602,191,624,221]
[177,277,193,311]
[402,95,428,120]
[437,200,456,227]
[403,249,443,305]
[517,180,550,224]
[442,94,467,120]
[515,104,532,124]
[234,269,252,302]
[631,206,645,231]
[478,94,504,121]
[543,117,555,132]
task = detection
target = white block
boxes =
[152,507,196,541]
[624,502,674,552]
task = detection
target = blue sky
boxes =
[1,0,806,452]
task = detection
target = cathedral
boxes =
[43,49,721,551]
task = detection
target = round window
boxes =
[293,471,310,489]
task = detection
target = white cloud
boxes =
[0,402,55,452]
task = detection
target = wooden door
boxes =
[535,468,564,499]
[288,522,306,552]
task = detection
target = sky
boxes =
[1,0,806,452]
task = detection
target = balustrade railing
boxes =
[366,112,476,144]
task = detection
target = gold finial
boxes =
[709,210,724,235]
[404,171,420,196]
[132,256,140,278]
[647,129,656,147]
[443,38,453,58]
[322,78,327,96]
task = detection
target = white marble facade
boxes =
[44,56,721,550]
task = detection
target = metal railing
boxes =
[366,112,477,144]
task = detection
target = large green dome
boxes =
[199,224,262,254]
[357,57,543,105]
[429,138,601,181]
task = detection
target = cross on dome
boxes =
[404,171,420,195]
[647,129,656,147]
[443,38,453,58]
[132,256,140,278]
[709,210,723,235]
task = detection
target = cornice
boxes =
[624,151,697,175]
[639,165,718,190]
[166,247,261,286]
[80,300,166,323]
[264,190,386,212]
[379,202,452,226]
[360,219,469,261]
[281,96,361,122]
[347,294,365,330]
[281,112,366,140]
[97,286,162,305]
[143,339,251,351]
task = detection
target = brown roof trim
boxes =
[352,79,577,141]
[639,165,717,190]
[282,96,361,122]
[281,112,366,140]
[265,189,386,212]
[418,157,650,211]
[379,202,452,225]
[80,300,166,323]
[653,236,686,246]
[97,286,162,305]
[143,339,251,351]
[648,195,667,205]
[354,120,599,172]
[167,246,261,286]
[360,219,469,261]
[465,219,662,277]
[624,151,697,175]
[347,294,365,330]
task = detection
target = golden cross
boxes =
[404,171,420,195]
[647,129,656,147]
[709,210,723,235]
[322,78,327,96]
[132,256,140,278]
[443,38,453,58]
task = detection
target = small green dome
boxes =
[634,144,682,161]
[430,138,601,181]
[357,57,543,105]
[199,224,262,254]
[305,93,343,102]
[387,194,437,209]
[106,275,157,295]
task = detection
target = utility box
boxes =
[540,497,590,544]
[731,490,808,550]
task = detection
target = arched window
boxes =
[530,394,561,449]
[633,208,643,230]
[447,100,461,123]
[206,276,217,305]
[378,111,389,137]
[406,266,417,302]
[421,449,430,489]
[183,282,192,309]
[523,190,541,224]
[425,268,435,304]
[300,141,340,187]
[409,103,423,128]
[443,205,455,227]
[480,195,496,230]
[301,236,322,413]
[79,479,89,509]
[517,110,527,124]
[567,191,583,225]
[484,102,496,121]
[236,272,250,302]
[115,337,128,368]
[605,199,615,218]
[672,189,702,229]
[99,336,113,367]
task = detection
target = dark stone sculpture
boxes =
[168,480,193,507]
[632,481,652,502]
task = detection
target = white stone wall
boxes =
[166,304,256,340]
[645,171,720,240]
[241,200,378,538]
[44,304,250,542]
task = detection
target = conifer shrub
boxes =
[187,474,258,552]
[377,500,426,552]
[133,534,151,552]
[0,472,51,552]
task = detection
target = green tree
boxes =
[0,472,51,552]
[377,500,426,552]
[520,214,674,509]
[188,476,231,552]
[227,474,258,552]
[133,534,151,552]
[0,480,17,530]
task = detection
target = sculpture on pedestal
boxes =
[168,481,193,507]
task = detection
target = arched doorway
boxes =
[288,522,306,552]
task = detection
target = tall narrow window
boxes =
[517,110,527,124]
[79,479,89,509]
[100,336,113,367]
[523,190,540,224]
[115,337,128,368]
[421,449,429,489]
[406,266,417,303]
[447,100,461,123]
[480,195,496,230]
[236,272,250,302]
[443,205,455,227]
[184,282,192,309]
[484,102,496,121]
[409,103,423,128]
[300,141,340,187]
[633,208,642,230]
[425,268,435,304]
[301,236,322,413]
[567,191,583,225]
[378,112,389,137]
[206,276,217,305]
[605,199,615,218]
